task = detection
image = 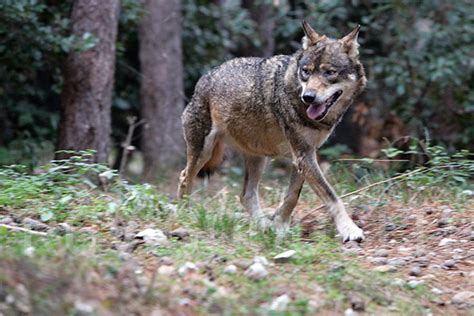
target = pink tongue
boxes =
[306,103,326,120]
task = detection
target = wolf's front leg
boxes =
[295,151,364,242]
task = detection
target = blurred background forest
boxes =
[1,0,473,179]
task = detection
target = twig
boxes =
[119,117,145,175]
[301,167,427,218]
[0,224,48,236]
[336,158,410,163]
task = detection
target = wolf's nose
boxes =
[302,92,316,104]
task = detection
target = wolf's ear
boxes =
[340,25,361,58]
[302,20,323,50]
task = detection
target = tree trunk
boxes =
[139,0,184,180]
[56,0,120,163]
[241,0,275,57]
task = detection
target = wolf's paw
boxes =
[273,214,291,239]
[336,218,364,243]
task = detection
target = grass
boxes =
[0,148,472,315]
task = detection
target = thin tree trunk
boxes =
[139,0,184,180]
[241,0,275,57]
[56,0,120,163]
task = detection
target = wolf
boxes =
[177,21,367,242]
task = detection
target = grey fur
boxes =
[178,22,367,242]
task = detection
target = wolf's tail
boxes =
[198,138,225,177]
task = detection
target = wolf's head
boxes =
[297,21,366,122]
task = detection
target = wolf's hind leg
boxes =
[272,166,304,237]
[240,154,268,228]
[177,128,221,198]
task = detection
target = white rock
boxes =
[158,265,175,275]
[223,264,237,274]
[23,246,35,257]
[344,308,358,316]
[74,300,94,314]
[274,250,296,263]
[452,291,474,305]
[136,228,168,246]
[178,262,198,276]
[270,294,290,311]
[407,280,424,288]
[438,238,457,247]
[431,287,443,295]
[253,256,269,265]
[245,262,268,281]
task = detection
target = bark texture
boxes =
[242,0,275,57]
[56,0,120,163]
[139,0,184,179]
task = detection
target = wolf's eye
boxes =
[324,69,337,76]
[300,68,311,80]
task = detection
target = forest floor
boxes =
[0,156,473,315]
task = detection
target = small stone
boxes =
[56,222,73,234]
[349,295,365,311]
[442,259,456,268]
[123,232,136,242]
[170,227,190,240]
[409,266,422,276]
[373,265,397,273]
[223,264,237,274]
[369,257,388,265]
[159,256,173,265]
[178,262,198,276]
[344,308,358,316]
[414,257,430,267]
[470,232,474,241]
[158,265,175,275]
[437,218,450,227]
[244,262,268,281]
[441,208,453,217]
[407,280,424,288]
[438,238,456,247]
[74,300,94,314]
[23,246,35,257]
[234,259,253,270]
[270,294,290,311]
[0,216,14,225]
[136,228,168,246]
[79,227,97,235]
[384,223,397,231]
[374,249,389,257]
[388,258,407,267]
[22,217,49,231]
[413,248,427,258]
[253,256,269,265]
[425,208,434,215]
[452,291,474,305]
[431,287,443,295]
[274,250,296,263]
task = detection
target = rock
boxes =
[74,300,94,314]
[178,262,198,276]
[79,227,97,235]
[349,295,365,311]
[344,308,358,316]
[0,216,14,225]
[437,218,449,227]
[442,259,456,268]
[384,223,397,231]
[136,228,168,246]
[234,259,253,270]
[123,232,136,242]
[388,258,407,267]
[441,208,453,217]
[244,262,268,281]
[23,246,35,257]
[126,220,139,230]
[55,222,73,235]
[223,264,237,274]
[431,287,443,295]
[170,227,190,240]
[373,265,397,273]
[407,280,424,288]
[116,240,142,253]
[470,231,474,242]
[369,257,388,265]
[22,217,49,231]
[253,256,269,265]
[414,257,430,267]
[409,266,422,277]
[425,208,434,215]
[374,249,389,257]
[413,248,427,258]
[438,238,456,247]
[270,294,290,311]
[452,291,474,305]
[158,265,175,275]
[274,250,296,263]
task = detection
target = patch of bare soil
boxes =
[296,199,474,314]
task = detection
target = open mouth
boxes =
[306,90,343,121]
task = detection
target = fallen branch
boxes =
[0,224,48,236]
